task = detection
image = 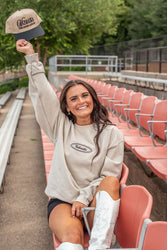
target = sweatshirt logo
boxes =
[17,17,35,30]
[71,143,92,153]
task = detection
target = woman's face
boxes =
[66,84,94,125]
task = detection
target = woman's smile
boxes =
[78,105,88,110]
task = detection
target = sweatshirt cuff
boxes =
[25,53,39,64]
[75,191,94,206]
[75,196,89,206]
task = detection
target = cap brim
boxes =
[14,24,45,41]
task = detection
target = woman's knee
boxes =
[100,176,120,189]
[98,176,120,200]
[62,222,84,244]
[48,204,84,244]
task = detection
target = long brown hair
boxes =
[60,79,113,160]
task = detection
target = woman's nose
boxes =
[78,97,84,103]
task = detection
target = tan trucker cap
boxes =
[5,8,45,41]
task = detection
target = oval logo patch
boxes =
[71,143,92,153]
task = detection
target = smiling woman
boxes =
[16,39,124,250]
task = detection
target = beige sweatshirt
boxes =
[25,53,124,206]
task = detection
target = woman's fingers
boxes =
[76,207,82,218]
[72,205,81,217]
[72,206,83,220]
[16,39,27,50]
[72,201,86,219]
[16,39,34,55]
[72,205,76,217]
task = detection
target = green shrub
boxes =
[0,77,28,94]
[57,66,86,71]
[18,77,28,88]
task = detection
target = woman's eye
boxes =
[83,93,89,97]
[71,97,77,101]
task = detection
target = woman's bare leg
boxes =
[49,203,84,246]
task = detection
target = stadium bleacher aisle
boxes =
[0,90,54,250]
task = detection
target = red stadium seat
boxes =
[102,85,117,109]
[112,219,167,250]
[108,87,126,115]
[148,159,167,182]
[123,96,158,147]
[115,92,144,130]
[82,185,153,249]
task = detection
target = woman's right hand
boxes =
[16,39,35,55]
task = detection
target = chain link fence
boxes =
[89,35,167,73]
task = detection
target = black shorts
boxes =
[47,198,71,220]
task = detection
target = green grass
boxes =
[0,76,28,94]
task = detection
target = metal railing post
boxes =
[70,58,72,71]
[115,56,118,72]
[159,48,162,73]
[146,49,149,72]
[86,56,88,72]
[55,56,57,72]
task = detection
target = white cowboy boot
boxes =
[88,191,120,250]
[56,242,84,249]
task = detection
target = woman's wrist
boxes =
[25,49,35,55]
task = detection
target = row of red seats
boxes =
[69,75,167,183]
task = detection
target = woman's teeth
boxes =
[78,106,87,110]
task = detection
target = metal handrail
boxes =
[105,72,167,85]
[49,55,118,73]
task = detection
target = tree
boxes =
[127,0,153,40]
[95,0,133,45]
[0,0,125,69]
[127,0,167,40]
[149,0,167,37]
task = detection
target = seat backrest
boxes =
[103,84,111,95]
[122,89,134,105]
[110,88,126,110]
[141,221,167,250]
[98,84,111,103]
[89,79,95,87]
[116,90,134,116]
[116,185,153,248]
[93,80,100,91]
[103,85,117,108]
[128,92,144,123]
[119,163,129,186]
[139,96,158,131]
[107,85,117,98]
[152,100,167,140]
[97,81,106,94]
[114,88,126,101]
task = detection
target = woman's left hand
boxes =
[72,201,87,219]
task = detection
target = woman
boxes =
[16,39,124,250]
